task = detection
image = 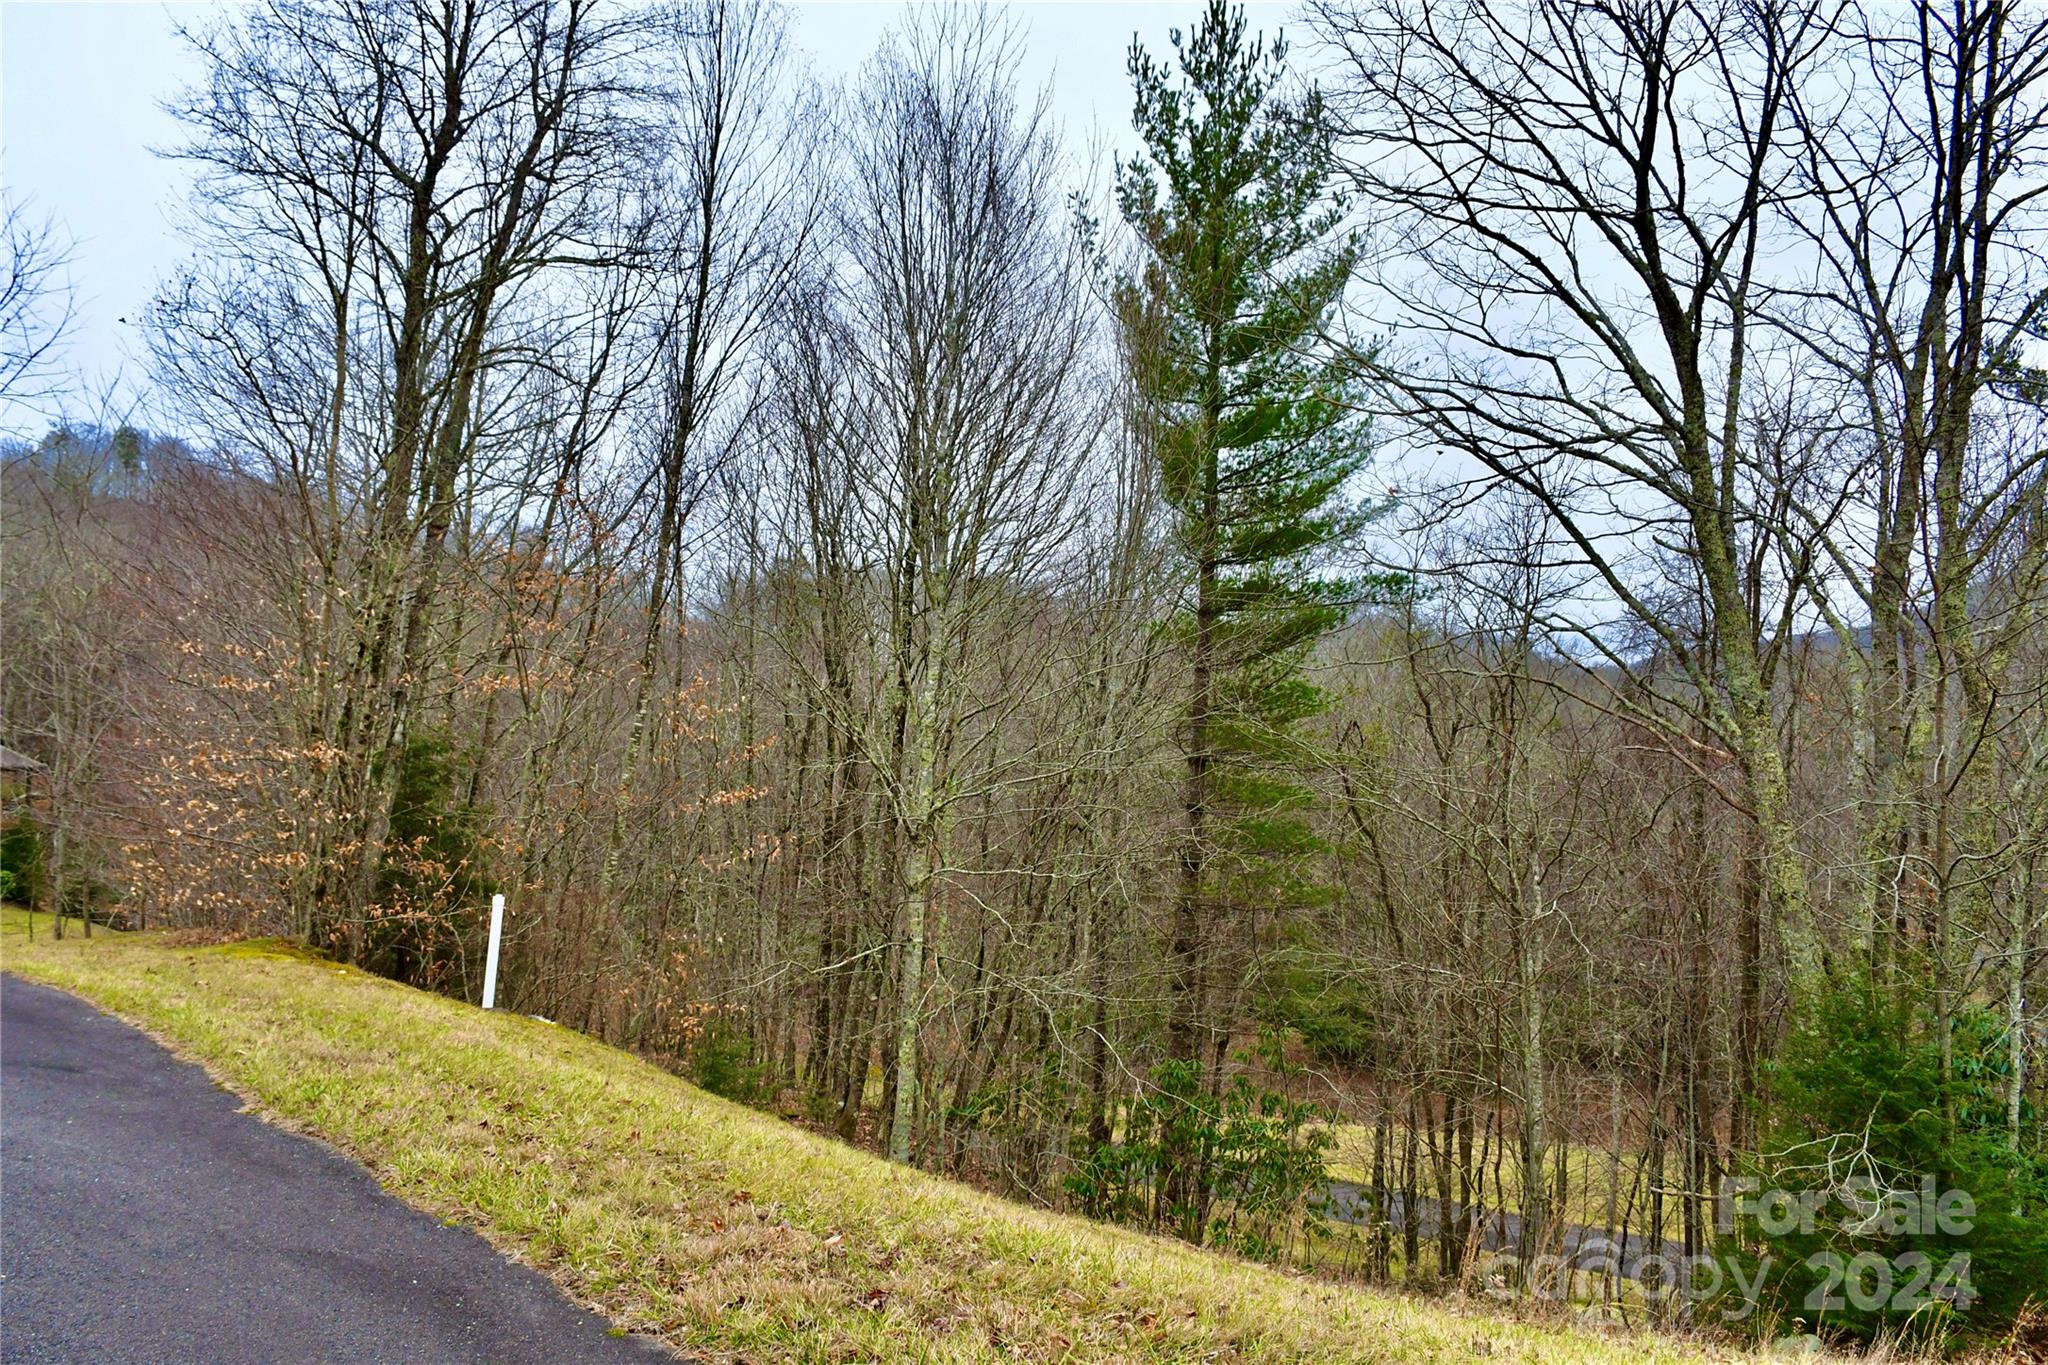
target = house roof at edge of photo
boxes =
[0,745,46,773]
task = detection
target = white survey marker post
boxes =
[481,893,506,1009]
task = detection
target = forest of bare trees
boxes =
[4,0,2045,1349]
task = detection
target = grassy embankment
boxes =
[1,910,1768,1363]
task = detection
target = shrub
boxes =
[1,817,46,907]
[689,1021,771,1104]
[368,730,496,988]
[1068,1034,1333,1261]
[1722,975,2048,1349]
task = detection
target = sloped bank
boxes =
[2,913,1766,1363]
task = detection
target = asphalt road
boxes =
[0,974,672,1363]
[1322,1179,1690,1282]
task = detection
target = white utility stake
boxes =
[481,892,506,1009]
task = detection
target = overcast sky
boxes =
[0,0,1264,434]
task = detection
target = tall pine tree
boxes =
[1118,0,1371,1117]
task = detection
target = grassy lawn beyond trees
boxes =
[0,912,1757,1363]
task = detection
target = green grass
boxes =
[1,910,1773,1363]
